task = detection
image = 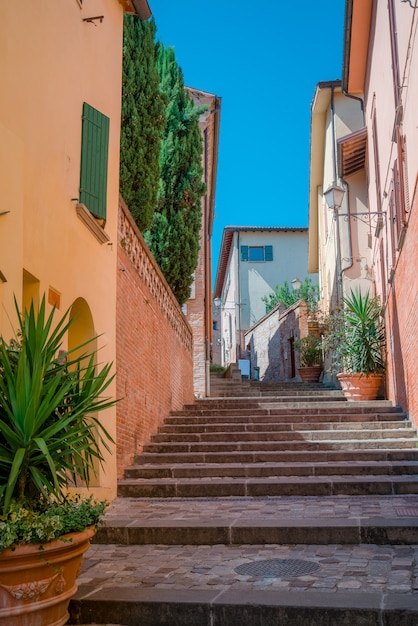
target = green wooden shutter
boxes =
[240,245,249,261]
[265,245,273,261]
[80,102,110,222]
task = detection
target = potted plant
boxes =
[294,334,323,382]
[0,297,115,626]
[324,288,386,401]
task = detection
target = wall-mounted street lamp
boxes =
[324,183,345,211]
[324,182,345,305]
[213,297,221,308]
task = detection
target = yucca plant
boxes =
[324,288,386,375]
[0,296,115,531]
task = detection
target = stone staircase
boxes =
[69,379,418,625]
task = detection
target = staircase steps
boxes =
[70,381,418,626]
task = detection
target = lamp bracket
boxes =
[336,211,386,227]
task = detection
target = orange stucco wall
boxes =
[0,0,127,500]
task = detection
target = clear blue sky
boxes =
[149,0,347,277]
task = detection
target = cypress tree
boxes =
[120,16,166,231]
[145,45,207,305]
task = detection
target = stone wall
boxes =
[116,198,194,477]
[244,302,308,381]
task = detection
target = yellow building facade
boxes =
[0,0,150,500]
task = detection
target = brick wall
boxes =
[116,198,194,477]
[385,190,418,426]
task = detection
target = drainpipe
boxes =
[236,231,241,361]
[340,180,354,281]
[330,86,343,305]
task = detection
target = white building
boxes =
[213,226,316,366]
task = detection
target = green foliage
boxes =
[323,289,386,375]
[294,335,323,367]
[262,278,319,315]
[0,296,116,515]
[120,16,166,231]
[0,495,106,552]
[210,363,225,373]
[145,44,207,305]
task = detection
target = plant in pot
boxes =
[0,297,116,626]
[323,288,386,401]
[294,334,323,383]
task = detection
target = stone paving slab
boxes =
[77,542,418,594]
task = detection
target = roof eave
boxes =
[120,0,152,19]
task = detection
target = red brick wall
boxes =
[116,198,194,477]
[385,189,418,426]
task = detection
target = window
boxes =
[240,245,273,262]
[79,102,110,223]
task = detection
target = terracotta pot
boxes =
[298,365,322,383]
[0,526,94,626]
[337,372,383,401]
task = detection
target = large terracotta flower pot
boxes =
[298,365,322,383]
[0,526,94,626]
[337,372,383,401]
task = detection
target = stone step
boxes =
[158,419,410,433]
[182,396,348,410]
[142,437,418,455]
[124,460,418,480]
[151,427,417,444]
[165,411,407,425]
[134,447,418,466]
[117,474,418,498]
[210,389,344,397]
[171,402,399,416]
[93,494,418,547]
[69,539,418,625]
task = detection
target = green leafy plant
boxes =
[323,289,386,375]
[294,335,323,367]
[0,296,116,547]
[0,495,106,552]
[262,278,319,315]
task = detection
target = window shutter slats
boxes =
[265,245,273,261]
[80,102,110,222]
[240,246,249,261]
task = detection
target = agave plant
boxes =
[0,297,115,515]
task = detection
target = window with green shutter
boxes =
[79,102,110,223]
[241,245,274,262]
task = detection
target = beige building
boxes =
[308,80,369,313]
[0,0,151,501]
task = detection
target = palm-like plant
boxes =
[324,289,386,375]
[0,297,115,515]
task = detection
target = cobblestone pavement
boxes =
[101,494,418,524]
[79,542,418,595]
